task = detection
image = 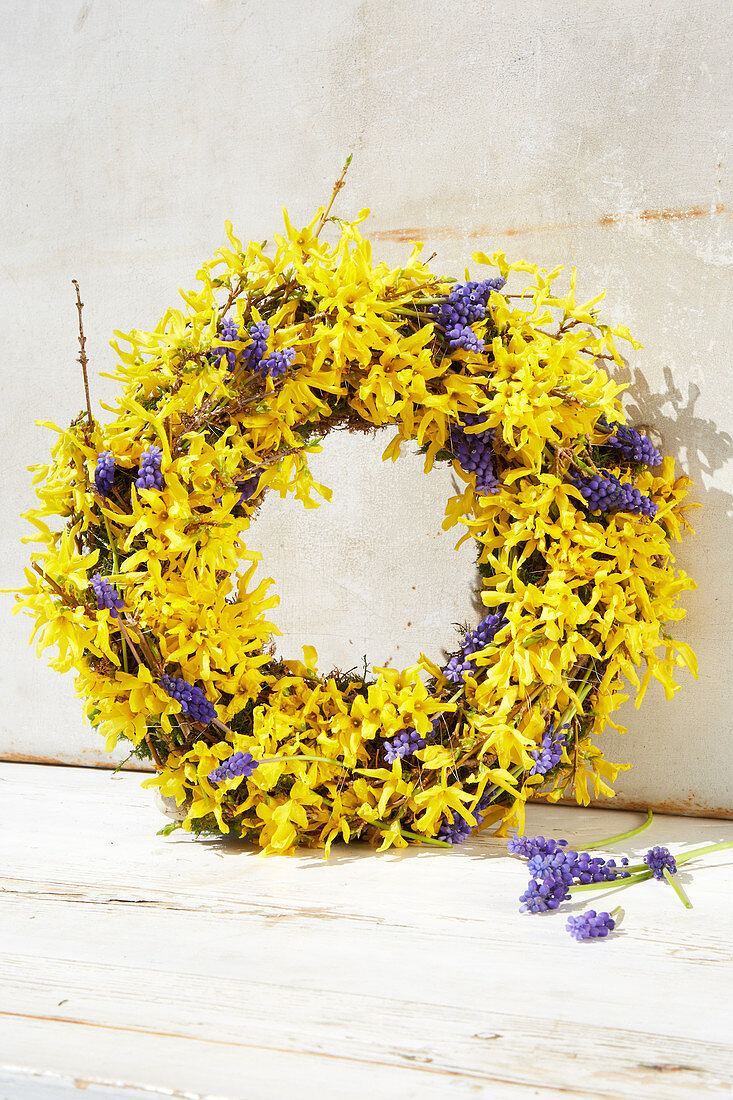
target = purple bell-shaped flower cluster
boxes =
[235,471,262,505]
[256,347,295,379]
[643,845,677,880]
[94,451,116,497]
[437,806,483,845]
[429,277,506,352]
[160,674,217,726]
[510,833,629,914]
[444,608,508,682]
[90,573,124,618]
[566,909,617,940]
[528,720,568,776]
[135,446,164,492]
[598,418,661,466]
[507,834,568,858]
[519,876,570,913]
[208,750,259,785]
[383,728,427,764]
[570,471,657,518]
[450,413,500,495]
[211,317,240,370]
[527,848,629,887]
[242,321,270,371]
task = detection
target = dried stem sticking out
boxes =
[72,280,95,427]
[315,154,353,238]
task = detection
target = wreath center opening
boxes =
[244,427,478,674]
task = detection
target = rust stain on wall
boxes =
[371,204,728,243]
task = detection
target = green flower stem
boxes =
[587,808,654,850]
[675,841,733,865]
[558,667,595,727]
[569,870,652,894]
[388,305,433,320]
[101,511,128,674]
[664,867,693,909]
[401,830,451,848]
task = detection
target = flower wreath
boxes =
[15,171,697,856]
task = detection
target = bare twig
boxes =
[31,562,79,608]
[315,155,352,238]
[72,280,95,427]
[145,733,164,769]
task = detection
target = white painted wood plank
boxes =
[1,763,732,1099]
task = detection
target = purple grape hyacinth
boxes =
[643,846,678,880]
[160,674,217,726]
[566,909,617,940]
[519,877,570,913]
[135,445,164,492]
[527,848,629,888]
[242,321,270,372]
[507,835,568,859]
[383,728,428,764]
[570,471,657,518]
[429,277,506,352]
[90,573,123,618]
[211,317,240,371]
[437,807,482,845]
[510,833,629,915]
[235,471,262,505]
[444,608,508,682]
[599,419,662,466]
[208,750,259,785]
[256,347,295,379]
[94,451,116,497]
[450,413,500,495]
[528,721,568,776]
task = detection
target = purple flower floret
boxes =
[211,317,240,371]
[507,834,568,859]
[135,445,163,492]
[429,277,506,352]
[383,728,428,764]
[444,608,508,682]
[450,413,500,495]
[643,845,677,880]
[256,347,296,379]
[599,419,662,466]
[208,750,259,785]
[570,471,657,518]
[90,573,123,618]
[519,877,570,913]
[527,849,629,888]
[94,451,116,496]
[242,321,270,371]
[510,834,629,912]
[235,471,262,505]
[160,674,217,726]
[528,721,568,776]
[566,909,617,940]
[437,807,482,845]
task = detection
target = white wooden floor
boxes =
[1,763,732,1100]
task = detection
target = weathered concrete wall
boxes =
[1,1,730,813]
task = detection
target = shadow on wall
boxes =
[626,364,733,498]
[593,365,733,817]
